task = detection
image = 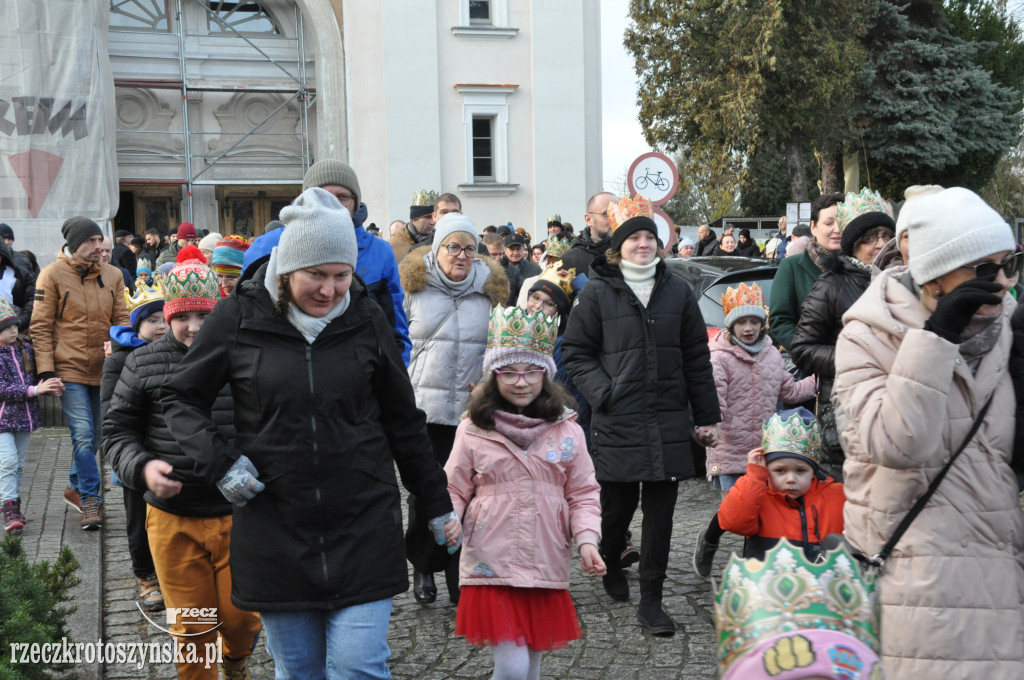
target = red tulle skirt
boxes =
[455,585,582,651]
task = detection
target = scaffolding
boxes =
[112,0,315,223]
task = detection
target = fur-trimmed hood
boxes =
[399,250,509,307]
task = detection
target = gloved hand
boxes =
[216,455,265,507]
[428,511,462,554]
[924,279,1003,344]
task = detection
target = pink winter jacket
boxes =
[445,411,602,590]
[706,330,816,476]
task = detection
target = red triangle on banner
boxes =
[7,150,64,218]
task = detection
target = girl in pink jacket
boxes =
[691,283,815,579]
[446,307,605,680]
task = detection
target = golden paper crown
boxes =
[715,539,881,674]
[124,282,166,313]
[722,283,767,328]
[546,213,562,225]
[544,235,572,259]
[411,189,439,207]
[607,194,653,231]
[837,188,889,232]
[761,408,822,464]
[487,306,558,356]
[536,261,577,299]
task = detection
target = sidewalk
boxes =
[25,428,738,679]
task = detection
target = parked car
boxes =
[665,255,779,340]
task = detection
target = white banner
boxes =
[0,0,118,261]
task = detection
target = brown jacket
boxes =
[388,226,418,264]
[834,267,1024,679]
[31,252,130,385]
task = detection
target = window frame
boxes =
[455,85,518,195]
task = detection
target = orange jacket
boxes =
[718,463,845,554]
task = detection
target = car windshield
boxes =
[699,277,774,330]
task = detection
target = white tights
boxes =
[490,641,543,680]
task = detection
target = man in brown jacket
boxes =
[30,217,130,530]
[389,189,437,263]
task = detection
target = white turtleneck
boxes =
[619,258,658,307]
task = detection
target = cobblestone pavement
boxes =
[26,429,745,679]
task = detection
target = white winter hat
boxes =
[905,187,1015,285]
[894,184,943,242]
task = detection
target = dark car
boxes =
[665,255,779,339]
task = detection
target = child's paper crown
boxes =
[761,408,822,467]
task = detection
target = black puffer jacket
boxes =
[101,333,234,517]
[561,257,721,482]
[0,245,34,330]
[161,267,453,612]
[502,258,541,307]
[790,254,872,385]
[560,227,611,278]
[1009,304,1024,479]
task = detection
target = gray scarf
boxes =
[428,252,477,296]
[733,334,769,355]
[264,247,350,344]
[959,311,1002,374]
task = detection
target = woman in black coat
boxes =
[561,196,721,637]
[161,189,458,679]
[790,190,895,480]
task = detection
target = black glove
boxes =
[923,279,1003,344]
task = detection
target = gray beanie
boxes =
[61,217,103,253]
[906,187,1015,285]
[431,213,479,258]
[302,159,361,207]
[277,188,358,275]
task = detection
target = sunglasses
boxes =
[960,252,1023,281]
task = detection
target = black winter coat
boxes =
[100,337,133,418]
[502,258,541,307]
[561,257,721,482]
[1008,304,1024,479]
[737,241,762,258]
[0,245,34,330]
[161,268,453,612]
[101,333,234,517]
[560,227,611,278]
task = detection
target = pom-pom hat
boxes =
[163,246,219,322]
[482,307,558,379]
[211,235,250,276]
[837,189,896,257]
[608,195,658,251]
[722,282,767,329]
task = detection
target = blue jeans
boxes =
[261,599,393,680]
[61,382,103,500]
[0,431,30,502]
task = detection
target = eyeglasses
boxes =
[857,227,894,247]
[960,252,1023,280]
[494,369,546,385]
[442,243,477,258]
[330,192,356,203]
[528,293,558,316]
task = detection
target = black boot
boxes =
[600,547,630,601]
[413,571,436,604]
[637,591,675,637]
[444,560,460,605]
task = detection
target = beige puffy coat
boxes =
[834,267,1024,679]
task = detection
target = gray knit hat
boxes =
[276,188,358,275]
[61,217,103,253]
[431,213,479,258]
[906,187,1015,285]
[302,159,361,207]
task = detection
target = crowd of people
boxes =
[0,165,1021,680]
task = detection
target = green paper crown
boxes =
[544,235,572,259]
[487,306,558,356]
[837,188,889,232]
[715,539,881,674]
[164,263,219,303]
[411,189,439,207]
[762,410,822,464]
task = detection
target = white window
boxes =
[469,1,491,25]
[453,0,516,39]
[456,85,517,195]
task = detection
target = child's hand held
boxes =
[748,447,766,467]
[579,543,606,576]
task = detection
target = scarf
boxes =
[806,239,834,273]
[492,410,552,450]
[843,255,874,273]
[733,334,769,355]
[264,248,350,344]
[959,310,1003,374]
[619,258,658,307]
[429,252,477,296]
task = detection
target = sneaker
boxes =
[620,539,640,568]
[63,486,83,513]
[12,498,24,525]
[692,529,719,579]
[138,574,165,613]
[81,496,102,531]
[3,500,23,535]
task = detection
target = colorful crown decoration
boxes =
[411,189,439,207]
[715,539,881,675]
[536,261,577,299]
[124,282,166,313]
[546,213,562,225]
[837,188,889,232]
[487,306,558,356]
[721,283,766,320]
[544,235,572,259]
[762,410,822,463]
[607,194,653,232]
[164,262,219,304]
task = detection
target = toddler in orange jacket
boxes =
[715,408,845,564]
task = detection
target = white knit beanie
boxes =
[276,187,358,274]
[431,213,479,258]
[905,187,1015,285]
[894,184,943,242]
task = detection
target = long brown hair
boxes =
[275,275,292,317]
[468,372,576,430]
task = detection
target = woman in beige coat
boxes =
[834,187,1024,679]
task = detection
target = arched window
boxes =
[207,1,281,34]
[110,0,169,31]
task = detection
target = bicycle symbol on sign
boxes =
[634,168,670,192]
